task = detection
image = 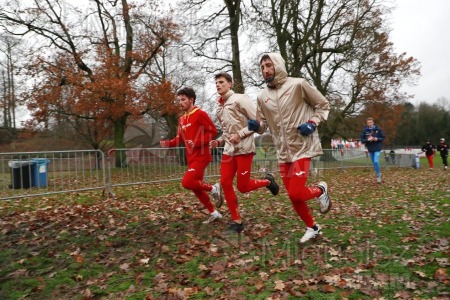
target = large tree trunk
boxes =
[113,118,127,167]
[320,134,336,162]
[164,113,178,139]
[225,0,244,93]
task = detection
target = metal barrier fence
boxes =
[0,148,417,200]
[1,150,106,200]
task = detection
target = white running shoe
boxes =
[300,225,322,243]
[210,183,224,208]
[203,210,222,224]
[376,174,382,183]
[317,181,332,214]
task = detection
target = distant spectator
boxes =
[421,139,436,170]
[437,138,449,171]
[389,149,396,165]
[360,117,385,183]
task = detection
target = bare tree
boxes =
[248,0,420,145]
[0,34,21,130]
[0,0,180,166]
[177,0,246,93]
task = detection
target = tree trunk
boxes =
[1,70,8,128]
[164,113,178,139]
[320,133,336,162]
[113,118,127,167]
[8,53,16,130]
[225,0,245,93]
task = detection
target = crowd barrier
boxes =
[0,148,417,200]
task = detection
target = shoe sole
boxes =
[320,198,332,214]
[265,173,279,196]
[212,184,224,208]
[203,214,223,224]
[318,182,331,214]
[216,184,224,208]
[224,224,244,234]
[300,232,322,243]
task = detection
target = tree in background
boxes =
[0,0,179,166]
[394,99,450,146]
[0,34,21,131]
[353,102,404,146]
[247,0,420,147]
[177,0,246,93]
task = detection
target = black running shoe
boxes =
[264,173,279,196]
[226,222,244,234]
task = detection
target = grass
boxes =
[0,166,449,299]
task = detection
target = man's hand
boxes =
[160,140,169,148]
[297,121,316,136]
[209,140,220,149]
[186,140,194,147]
[248,119,260,132]
[228,133,241,144]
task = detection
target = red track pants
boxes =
[279,158,322,228]
[426,155,434,168]
[220,154,269,221]
[181,160,214,213]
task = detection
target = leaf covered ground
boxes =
[0,167,449,299]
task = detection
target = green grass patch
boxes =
[1,168,449,299]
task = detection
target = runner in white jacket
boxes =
[210,72,279,234]
[248,53,332,243]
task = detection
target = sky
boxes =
[7,0,450,126]
[389,0,450,105]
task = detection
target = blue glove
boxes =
[248,119,260,132]
[297,122,316,136]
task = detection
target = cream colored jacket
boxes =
[255,53,329,163]
[216,90,256,156]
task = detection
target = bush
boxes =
[0,128,15,144]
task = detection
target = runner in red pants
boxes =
[210,72,279,234]
[279,158,324,228]
[160,87,224,224]
[421,140,436,169]
[248,53,332,243]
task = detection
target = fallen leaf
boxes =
[274,280,285,291]
[120,263,130,271]
[260,272,269,281]
[434,268,448,282]
[139,258,150,265]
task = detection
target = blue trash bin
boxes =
[31,158,50,187]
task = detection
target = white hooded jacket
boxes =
[255,53,329,163]
[216,90,257,156]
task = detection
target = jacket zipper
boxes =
[275,88,291,161]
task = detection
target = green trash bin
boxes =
[31,158,51,188]
[8,160,33,189]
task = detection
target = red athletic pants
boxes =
[279,158,322,228]
[426,155,434,168]
[181,160,214,213]
[220,154,269,221]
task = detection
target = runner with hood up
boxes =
[247,53,332,243]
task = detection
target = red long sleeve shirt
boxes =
[166,107,217,163]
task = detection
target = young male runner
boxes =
[421,139,436,170]
[210,72,279,234]
[360,117,385,183]
[160,87,223,223]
